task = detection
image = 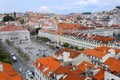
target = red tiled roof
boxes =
[78,61,94,72]
[34,57,61,77]
[0,63,23,80]
[92,35,115,43]
[104,57,120,73]
[0,25,26,31]
[94,46,110,54]
[54,65,67,75]
[71,69,82,75]
[55,48,81,58]
[60,71,84,80]
[82,49,106,58]
[95,46,120,55]
[95,46,110,51]
[113,48,120,54]
[94,69,104,80]
[58,23,85,31]
[42,23,49,27]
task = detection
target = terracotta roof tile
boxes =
[92,35,115,43]
[55,48,81,58]
[60,71,84,80]
[71,69,82,75]
[53,65,67,75]
[0,25,26,31]
[82,49,106,58]
[34,57,61,77]
[94,69,104,80]
[0,63,22,80]
[104,57,120,73]
[58,23,85,31]
[113,48,120,54]
[94,46,110,54]
[78,61,94,72]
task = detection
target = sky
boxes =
[0,0,120,14]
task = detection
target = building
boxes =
[34,57,61,80]
[0,62,23,80]
[38,29,116,49]
[34,46,120,80]
[53,48,90,65]
[34,56,85,80]
[0,24,30,43]
[104,57,120,80]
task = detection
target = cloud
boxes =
[75,0,98,6]
[38,6,50,12]
[39,6,48,10]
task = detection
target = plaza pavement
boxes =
[15,39,55,67]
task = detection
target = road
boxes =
[1,41,33,80]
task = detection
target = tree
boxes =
[14,12,16,18]
[74,46,79,51]
[0,44,12,64]
[2,58,11,64]
[20,19,25,24]
[3,15,15,22]
[37,36,50,42]
[62,42,69,47]
[79,48,84,51]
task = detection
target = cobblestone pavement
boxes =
[15,39,55,67]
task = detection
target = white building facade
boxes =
[38,30,116,49]
[0,25,30,43]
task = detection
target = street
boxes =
[1,42,32,80]
[13,54,32,80]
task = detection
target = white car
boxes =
[26,70,34,78]
[11,53,15,56]
[12,56,17,61]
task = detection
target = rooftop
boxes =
[0,63,22,80]
[82,49,106,58]
[55,48,81,59]
[0,24,26,32]
[34,56,61,77]
[104,57,120,74]
[78,61,94,72]
[94,69,104,80]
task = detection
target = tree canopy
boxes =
[0,44,12,64]
[3,15,15,22]
[20,19,25,24]
[62,42,69,47]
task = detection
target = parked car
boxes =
[26,70,34,78]
[11,52,15,56]
[12,56,17,61]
